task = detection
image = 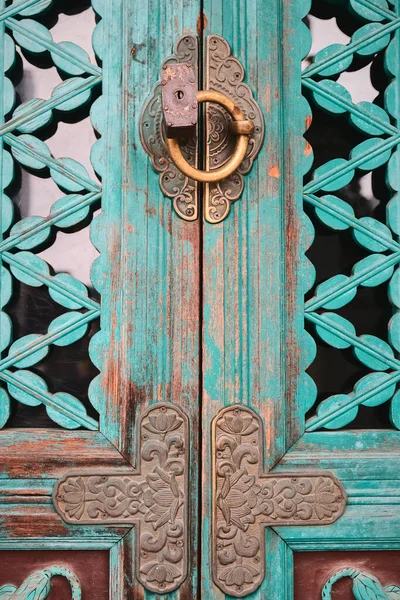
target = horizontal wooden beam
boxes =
[0,430,129,479]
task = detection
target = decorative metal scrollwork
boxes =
[140,33,264,223]
[54,403,189,594]
[140,34,199,221]
[212,405,347,597]
[203,35,264,223]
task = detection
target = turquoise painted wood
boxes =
[0,0,200,599]
[201,0,400,598]
[201,0,307,597]
[1,0,400,599]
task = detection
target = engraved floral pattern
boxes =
[54,403,188,594]
[140,34,198,221]
[204,35,264,223]
[213,405,346,597]
[140,33,264,223]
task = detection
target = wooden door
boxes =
[1,1,400,599]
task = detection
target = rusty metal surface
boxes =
[162,63,198,138]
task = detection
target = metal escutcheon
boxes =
[140,34,264,224]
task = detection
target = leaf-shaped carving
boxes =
[322,568,397,600]
[0,565,81,600]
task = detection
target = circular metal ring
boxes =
[166,90,254,183]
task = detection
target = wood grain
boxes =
[200,0,305,596]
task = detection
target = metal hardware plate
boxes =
[54,403,189,594]
[140,34,199,221]
[212,405,347,597]
[140,34,264,223]
[203,35,264,223]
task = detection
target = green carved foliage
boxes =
[322,569,400,600]
[352,571,393,600]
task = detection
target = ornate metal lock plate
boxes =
[140,34,264,223]
[212,405,347,597]
[53,403,189,595]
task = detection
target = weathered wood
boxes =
[110,530,138,600]
[2,1,400,599]
[0,431,129,479]
[86,0,202,598]
[200,0,306,596]
[278,431,400,479]
[201,0,400,597]
[0,502,127,543]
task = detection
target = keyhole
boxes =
[175,90,184,100]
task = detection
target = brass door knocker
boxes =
[165,85,254,183]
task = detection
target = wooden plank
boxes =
[110,531,138,600]
[0,431,128,479]
[0,432,130,541]
[264,530,294,600]
[0,536,119,549]
[92,0,201,453]
[200,0,305,596]
[276,432,400,480]
[89,1,201,598]
[0,502,127,542]
[276,505,400,550]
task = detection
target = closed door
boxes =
[1,0,400,599]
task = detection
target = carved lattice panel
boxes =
[302,0,400,431]
[0,0,103,429]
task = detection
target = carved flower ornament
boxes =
[219,563,260,590]
[218,410,258,437]
[61,477,86,520]
[143,466,184,529]
[142,407,183,436]
[140,562,182,586]
[217,469,259,530]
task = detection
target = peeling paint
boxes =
[269,164,281,178]
[197,11,208,36]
